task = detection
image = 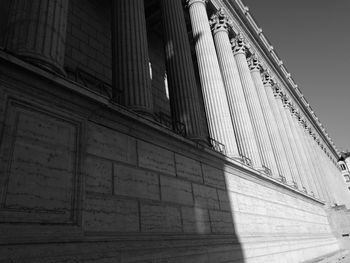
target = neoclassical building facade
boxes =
[0,0,349,262]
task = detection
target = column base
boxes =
[227,154,243,163]
[129,106,155,120]
[11,51,66,77]
[256,166,273,177]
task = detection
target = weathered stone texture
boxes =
[160,175,193,205]
[114,163,159,201]
[202,164,226,189]
[175,154,203,183]
[138,141,175,176]
[181,206,211,234]
[65,0,112,82]
[209,210,235,234]
[87,123,137,164]
[84,195,139,233]
[85,156,112,194]
[0,101,79,224]
[192,184,220,209]
[140,203,182,233]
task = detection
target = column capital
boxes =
[286,100,297,114]
[308,127,313,135]
[300,118,308,128]
[210,8,232,34]
[231,33,249,55]
[248,54,261,72]
[311,133,317,140]
[262,71,273,86]
[186,0,208,8]
[272,84,282,98]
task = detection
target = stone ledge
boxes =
[302,249,349,263]
[0,49,324,206]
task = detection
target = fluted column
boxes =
[284,101,317,196]
[263,75,302,189]
[111,0,153,116]
[294,114,322,198]
[4,0,69,75]
[210,10,262,167]
[320,147,341,205]
[273,86,309,193]
[160,0,206,140]
[186,0,239,158]
[311,136,332,203]
[232,34,277,176]
[306,129,329,201]
[303,123,326,200]
[316,142,335,203]
[250,62,294,184]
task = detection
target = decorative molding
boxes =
[186,0,208,7]
[248,53,261,71]
[231,33,248,55]
[210,8,232,34]
[0,97,83,226]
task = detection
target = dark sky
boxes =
[241,0,350,153]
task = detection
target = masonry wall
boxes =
[0,55,342,262]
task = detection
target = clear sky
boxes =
[241,0,350,153]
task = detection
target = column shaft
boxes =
[264,81,301,188]
[274,90,309,192]
[160,0,206,140]
[294,119,321,198]
[233,37,277,176]
[304,130,328,201]
[187,0,239,158]
[210,12,262,168]
[111,0,153,115]
[252,70,294,184]
[311,139,332,203]
[5,0,69,75]
[299,122,322,199]
[284,104,315,195]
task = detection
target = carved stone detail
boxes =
[262,71,273,86]
[231,33,248,55]
[248,54,261,71]
[210,8,232,34]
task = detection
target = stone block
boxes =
[217,190,231,211]
[0,100,81,224]
[114,164,159,200]
[192,184,219,209]
[209,210,235,234]
[138,141,175,176]
[160,176,193,205]
[175,154,203,183]
[85,156,112,194]
[202,164,226,189]
[87,123,137,164]
[140,203,181,233]
[181,206,210,234]
[84,195,139,232]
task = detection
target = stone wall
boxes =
[0,54,342,262]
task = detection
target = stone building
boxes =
[0,0,350,262]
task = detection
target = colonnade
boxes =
[3,0,343,203]
[184,0,341,203]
